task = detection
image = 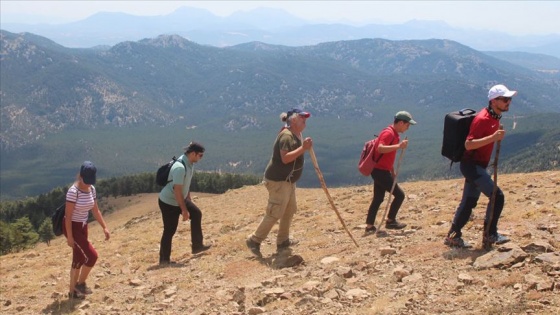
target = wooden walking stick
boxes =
[483,125,503,250]
[376,137,407,234]
[306,139,359,247]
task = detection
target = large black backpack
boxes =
[442,108,477,163]
[156,156,186,186]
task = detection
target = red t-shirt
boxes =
[463,108,499,168]
[374,125,399,171]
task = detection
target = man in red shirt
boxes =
[364,111,416,234]
[445,84,517,248]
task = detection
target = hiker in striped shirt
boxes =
[63,161,110,299]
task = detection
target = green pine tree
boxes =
[11,217,39,251]
[38,218,55,246]
[0,221,15,254]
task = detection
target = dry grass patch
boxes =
[1,171,558,315]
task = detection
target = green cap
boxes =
[395,111,417,125]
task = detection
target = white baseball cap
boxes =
[488,84,517,100]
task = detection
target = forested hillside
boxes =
[1,30,559,199]
[0,172,260,254]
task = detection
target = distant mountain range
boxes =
[1,29,559,199]
[2,6,560,58]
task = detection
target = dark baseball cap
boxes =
[80,161,97,185]
[288,108,311,118]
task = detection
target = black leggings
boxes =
[366,169,405,225]
[158,198,203,262]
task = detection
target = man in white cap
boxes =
[445,84,517,248]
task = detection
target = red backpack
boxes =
[358,137,382,176]
[358,128,393,176]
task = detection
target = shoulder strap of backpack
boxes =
[176,156,187,180]
[180,158,187,180]
[167,156,187,185]
[373,127,395,162]
[72,184,80,199]
[64,186,79,218]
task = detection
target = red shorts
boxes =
[62,219,98,268]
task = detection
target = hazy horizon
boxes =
[1,1,559,37]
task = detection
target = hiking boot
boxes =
[68,290,85,300]
[385,220,407,230]
[444,236,472,248]
[159,260,175,266]
[364,225,377,235]
[493,233,510,245]
[277,238,299,251]
[246,238,262,257]
[192,244,212,254]
[75,282,92,295]
[484,233,510,245]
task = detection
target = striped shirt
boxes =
[66,185,96,223]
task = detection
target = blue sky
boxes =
[1,1,559,36]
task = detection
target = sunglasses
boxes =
[496,96,512,102]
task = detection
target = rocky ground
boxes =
[1,171,559,315]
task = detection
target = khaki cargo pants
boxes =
[250,179,297,245]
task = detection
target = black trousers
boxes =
[158,198,203,262]
[366,168,405,225]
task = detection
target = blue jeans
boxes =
[449,162,504,237]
